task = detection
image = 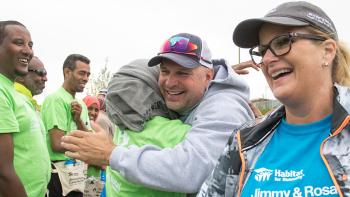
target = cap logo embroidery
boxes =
[306,12,335,32]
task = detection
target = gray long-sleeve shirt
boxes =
[109,63,254,193]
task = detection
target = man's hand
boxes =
[61,127,116,167]
[232,60,260,75]
[71,101,89,131]
[71,101,82,123]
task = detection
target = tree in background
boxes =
[86,57,112,96]
[251,98,280,115]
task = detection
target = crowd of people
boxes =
[1,1,350,197]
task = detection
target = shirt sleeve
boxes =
[0,90,19,133]
[41,95,69,133]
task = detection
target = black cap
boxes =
[233,1,338,48]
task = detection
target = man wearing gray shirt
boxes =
[62,33,254,194]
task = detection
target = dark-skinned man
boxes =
[0,20,51,197]
[41,54,91,197]
[14,56,47,111]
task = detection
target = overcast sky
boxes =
[3,0,349,102]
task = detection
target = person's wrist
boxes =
[105,144,116,166]
[76,118,83,124]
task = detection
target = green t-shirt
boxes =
[106,116,190,197]
[41,87,91,161]
[0,74,51,197]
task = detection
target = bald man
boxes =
[15,56,47,111]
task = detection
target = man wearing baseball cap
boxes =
[61,33,254,195]
[107,32,253,194]
[132,33,253,193]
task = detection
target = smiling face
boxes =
[87,103,99,121]
[0,24,33,81]
[158,59,213,114]
[258,24,333,107]
[65,60,90,94]
[23,57,47,95]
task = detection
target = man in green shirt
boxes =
[0,20,51,197]
[14,56,47,111]
[41,54,91,197]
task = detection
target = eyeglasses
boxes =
[249,32,327,65]
[159,36,211,64]
[28,68,47,77]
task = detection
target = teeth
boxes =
[167,91,182,95]
[18,58,28,63]
[271,68,292,78]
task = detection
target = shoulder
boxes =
[335,84,350,113]
[0,85,14,109]
[0,85,10,100]
[199,89,252,118]
[43,89,68,104]
[42,90,70,112]
[209,64,247,96]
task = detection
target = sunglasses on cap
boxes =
[159,36,211,64]
[28,68,47,77]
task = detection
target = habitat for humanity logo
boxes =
[254,168,273,181]
[254,168,304,182]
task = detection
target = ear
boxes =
[323,39,337,65]
[15,76,25,83]
[205,68,214,81]
[63,67,71,79]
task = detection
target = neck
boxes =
[62,82,76,97]
[0,68,15,82]
[284,87,333,124]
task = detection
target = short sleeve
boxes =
[41,95,69,133]
[0,89,19,133]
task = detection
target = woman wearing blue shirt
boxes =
[198,1,350,196]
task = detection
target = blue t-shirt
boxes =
[241,114,339,197]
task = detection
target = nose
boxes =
[164,73,179,88]
[82,74,89,83]
[42,75,48,82]
[90,111,98,120]
[262,49,278,66]
[22,45,33,60]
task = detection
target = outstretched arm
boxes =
[62,127,115,167]
[232,60,260,75]
[61,69,254,193]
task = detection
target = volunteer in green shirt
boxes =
[0,20,51,197]
[41,54,91,197]
[107,116,190,197]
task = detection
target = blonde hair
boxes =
[307,27,350,86]
[334,42,350,86]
